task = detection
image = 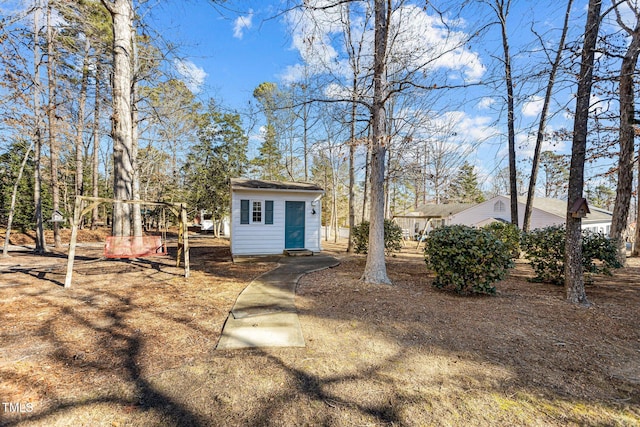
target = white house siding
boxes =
[231,189,322,255]
[450,195,612,231]
[583,221,612,235]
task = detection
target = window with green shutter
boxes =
[265,200,274,224]
[240,200,249,224]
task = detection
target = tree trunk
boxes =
[102,0,134,237]
[332,164,339,243]
[361,0,391,285]
[634,163,640,257]
[3,142,34,257]
[91,64,101,229]
[33,0,47,254]
[362,139,370,223]
[47,1,61,248]
[348,139,356,252]
[76,37,90,211]
[610,7,640,264]
[565,0,602,305]
[385,144,392,219]
[496,0,519,226]
[347,76,357,253]
[131,23,142,238]
[523,0,573,232]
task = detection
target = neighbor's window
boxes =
[252,201,262,223]
[494,200,505,213]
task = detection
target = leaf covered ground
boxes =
[0,231,638,426]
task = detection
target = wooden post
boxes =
[64,196,82,288]
[176,214,183,269]
[182,204,190,278]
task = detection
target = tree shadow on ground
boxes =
[0,287,206,427]
[2,249,638,425]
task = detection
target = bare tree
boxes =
[2,142,34,257]
[523,0,574,232]
[91,65,102,228]
[74,36,90,228]
[488,0,519,226]
[341,2,371,252]
[33,0,48,253]
[45,1,63,247]
[565,0,603,305]
[361,0,392,285]
[101,0,134,237]
[609,0,640,263]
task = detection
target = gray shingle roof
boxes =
[231,178,324,192]
[517,196,612,223]
[395,196,612,224]
[394,202,474,218]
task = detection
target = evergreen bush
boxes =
[424,225,514,295]
[483,221,521,258]
[352,219,403,256]
[582,230,623,275]
[521,225,622,284]
[520,225,565,284]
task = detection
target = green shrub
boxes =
[520,225,566,284]
[581,230,623,276]
[424,225,514,295]
[352,219,403,256]
[483,221,521,258]
[521,225,623,284]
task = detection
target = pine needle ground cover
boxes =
[0,235,638,426]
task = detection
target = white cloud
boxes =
[440,111,499,144]
[522,95,544,117]
[173,59,207,93]
[284,2,485,84]
[477,97,495,110]
[280,64,308,84]
[323,82,352,100]
[517,126,567,159]
[284,2,346,79]
[589,93,608,115]
[388,5,485,82]
[233,9,253,39]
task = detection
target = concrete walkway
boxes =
[216,255,339,350]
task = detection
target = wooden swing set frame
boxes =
[64,196,190,288]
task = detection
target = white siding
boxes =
[451,196,564,229]
[231,189,322,255]
[450,195,611,231]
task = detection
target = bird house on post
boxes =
[51,210,65,223]
[569,198,590,219]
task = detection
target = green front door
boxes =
[285,201,305,249]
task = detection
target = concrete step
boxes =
[283,249,313,257]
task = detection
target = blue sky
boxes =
[150,1,297,110]
[145,0,624,191]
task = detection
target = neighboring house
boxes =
[450,195,613,233]
[230,178,324,256]
[393,203,474,238]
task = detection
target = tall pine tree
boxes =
[448,162,485,203]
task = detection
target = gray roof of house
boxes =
[230,178,324,192]
[394,202,475,218]
[395,196,612,224]
[517,196,612,223]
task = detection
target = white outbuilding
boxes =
[230,178,324,256]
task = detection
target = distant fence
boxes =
[321,226,350,240]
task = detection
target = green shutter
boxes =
[240,200,249,224]
[265,200,274,224]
